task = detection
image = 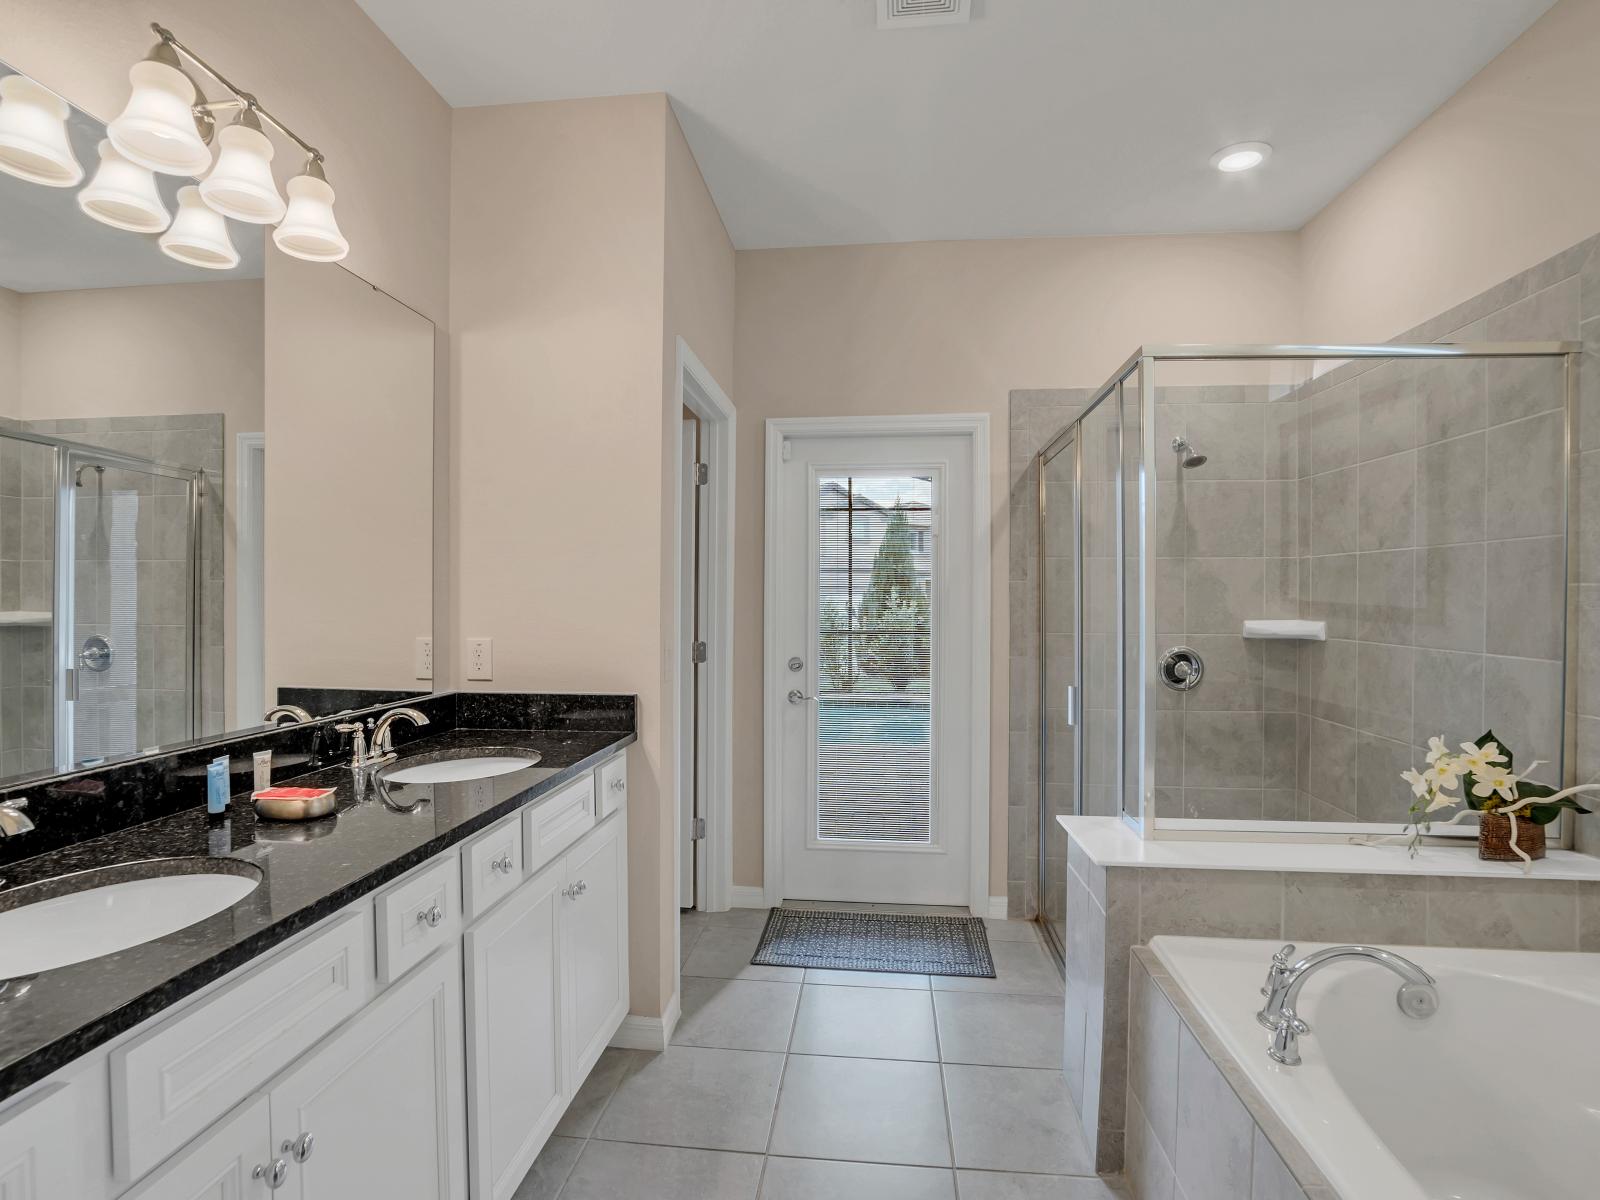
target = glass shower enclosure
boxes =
[1035,342,1579,959]
[0,426,205,776]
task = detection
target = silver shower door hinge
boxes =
[691,817,707,840]
[691,640,708,664]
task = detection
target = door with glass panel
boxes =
[1037,428,1079,957]
[772,431,975,905]
[56,448,200,770]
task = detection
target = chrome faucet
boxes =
[369,707,430,761]
[0,798,32,839]
[335,708,430,771]
[264,704,314,726]
[1256,943,1439,1066]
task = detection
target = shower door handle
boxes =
[1064,685,1077,727]
[64,667,78,702]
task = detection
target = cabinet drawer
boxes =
[375,854,463,984]
[523,772,595,874]
[110,908,374,1182]
[462,814,524,922]
[597,753,627,819]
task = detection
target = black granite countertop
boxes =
[0,725,635,1103]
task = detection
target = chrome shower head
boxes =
[1171,436,1207,469]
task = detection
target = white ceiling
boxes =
[357,0,1554,250]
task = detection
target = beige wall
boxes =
[1301,0,1600,341]
[264,255,432,701]
[732,234,1304,890]
[451,94,675,1014]
[661,106,736,943]
[0,287,18,417]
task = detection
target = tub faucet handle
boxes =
[1256,943,1297,1029]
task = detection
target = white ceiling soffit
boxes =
[356,0,1555,250]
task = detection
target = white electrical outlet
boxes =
[414,636,433,681]
[467,637,493,681]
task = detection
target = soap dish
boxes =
[252,786,337,822]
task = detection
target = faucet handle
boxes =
[1256,944,1297,1028]
[1271,943,1297,967]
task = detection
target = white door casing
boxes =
[764,416,990,909]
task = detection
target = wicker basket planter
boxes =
[1478,811,1546,862]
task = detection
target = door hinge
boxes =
[691,817,707,840]
[64,667,79,702]
[691,640,708,664]
[694,461,709,486]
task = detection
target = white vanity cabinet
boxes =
[464,800,630,1199]
[268,944,467,1199]
[0,749,631,1200]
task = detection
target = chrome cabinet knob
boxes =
[417,903,444,927]
[491,853,514,874]
[609,777,625,792]
[254,1159,289,1189]
[562,880,589,900]
[283,1131,315,1162]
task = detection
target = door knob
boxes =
[787,689,814,705]
[283,1131,315,1162]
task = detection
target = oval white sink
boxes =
[382,755,539,785]
[0,860,261,979]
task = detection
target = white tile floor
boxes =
[513,906,1125,1199]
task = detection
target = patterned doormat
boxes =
[751,908,996,977]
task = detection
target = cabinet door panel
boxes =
[465,861,564,1200]
[121,1096,272,1200]
[269,945,465,1200]
[0,1081,107,1200]
[561,812,629,1083]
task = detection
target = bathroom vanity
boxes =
[0,699,636,1200]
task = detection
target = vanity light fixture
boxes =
[1210,141,1272,173]
[159,184,240,270]
[0,73,84,187]
[199,109,285,224]
[77,139,171,233]
[273,157,348,262]
[107,43,214,177]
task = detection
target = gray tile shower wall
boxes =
[1009,388,1091,918]
[1289,272,1581,822]
[0,419,55,776]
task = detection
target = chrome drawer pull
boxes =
[283,1131,315,1163]
[562,880,589,900]
[491,853,514,874]
[416,903,444,928]
[254,1159,289,1189]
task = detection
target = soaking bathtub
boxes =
[1149,936,1600,1200]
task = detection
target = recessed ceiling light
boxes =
[1210,142,1272,173]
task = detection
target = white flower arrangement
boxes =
[1402,731,1597,868]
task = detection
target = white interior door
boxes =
[772,430,974,905]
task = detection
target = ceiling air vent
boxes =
[876,0,971,30]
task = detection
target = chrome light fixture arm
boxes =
[149,23,325,168]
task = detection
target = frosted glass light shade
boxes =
[0,74,83,187]
[78,139,170,233]
[159,185,239,269]
[108,59,212,177]
[199,121,284,223]
[273,173,348,262]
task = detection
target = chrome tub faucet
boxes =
[1256,943,1439,1066]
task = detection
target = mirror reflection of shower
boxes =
[1170,436,1207,469]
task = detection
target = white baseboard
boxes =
[608,991,680,1052]
[985,895,1010,919]
[730,885,770,909]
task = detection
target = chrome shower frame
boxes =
[0,426,208,773]
[1036,342,1581,849]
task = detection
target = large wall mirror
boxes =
[0,63,434,784]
